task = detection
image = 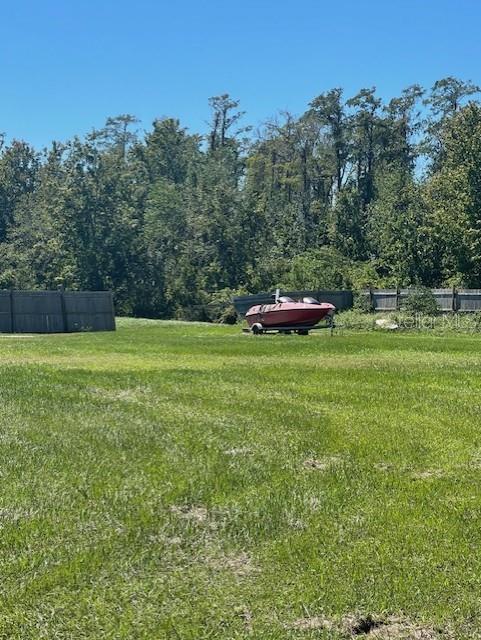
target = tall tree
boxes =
[424,102,481,285]
[382,84,424,174]
[208,94,246,151]
[425,77,481,171]
[347,87,382,210]
[307,88,349,195]
[0,141,40,241]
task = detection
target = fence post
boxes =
[9,289,15,334]
[369,287,374,311]
[347,290,354,310]
[452,286,457,312]
[396,287,400,311]
[58,286,68,332]
[109,291,116,330]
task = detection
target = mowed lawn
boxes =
[1,320,481,638]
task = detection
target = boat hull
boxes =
[245,302,335,328]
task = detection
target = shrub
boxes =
[471,310,481,331]
[401,287,439,316]
[352,290,374,312]
[205,287,248,324]
[337,309,376,330]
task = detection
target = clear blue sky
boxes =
[1,0,480,148]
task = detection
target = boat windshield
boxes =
[302,297,320,304]
[278,296,295,303]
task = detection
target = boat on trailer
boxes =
[245,290,335,335]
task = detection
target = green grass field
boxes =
[2,319,481,638]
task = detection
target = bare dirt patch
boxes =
[0,507,37,523]
[170,505,208,523]
[303,455,342,471]
[87,385,151,403]
[410,469,446,480]
[467,452,481,470]
[289,616,333,631]
[234,606,253,634]
[288,614,448,638]
[344,615,446,638]
[209,551,258,578]
[374,462,395,472]
[224,447,252,456]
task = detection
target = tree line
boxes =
[1,76,481,319]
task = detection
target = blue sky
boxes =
[1,0,480,148]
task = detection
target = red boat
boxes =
[245,292,335,334]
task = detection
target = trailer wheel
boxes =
[297,329,309,335]
[251,323,264,335]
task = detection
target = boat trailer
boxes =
[243,314,336,336]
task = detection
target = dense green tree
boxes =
[382,84,424,173]
[346,88,382,210]
[0,141,39,241]
[139,118,200,184]
[368,171,435,285]
[280,247,352,290]
[307,88,349,195]
[0,79,481,318]
[424,103,481,285]
[424,77,480,171]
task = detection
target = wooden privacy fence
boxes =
[360,288,481,312]
[0,290,115,333]
[233,288,481,315]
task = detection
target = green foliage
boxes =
[401,287,440,316]
[348,260,383,289]
[280,247,351,290]
[352,290,374,312]
[0,80,481,318]
[424,103,481,286]
[337,308,376,328]
[205,287,248,324]
[472,310,481,330]
[368,172,436,285]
